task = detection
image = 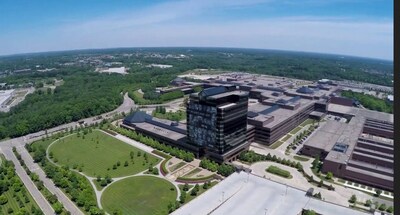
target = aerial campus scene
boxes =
[0,1,395,215]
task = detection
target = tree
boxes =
[349,194,357,204]
[100,179,107,187]
[194,184,200,192]
[179,191,186,203]
[312,155,320,169]
[124,161,129,167]
[167,201,175,213]
[203,182,209,190]
[183,183,189,191]
[130,151,134,159]
[53,202,64,214]
[365,199,372,207]
[375,189,382,197]
[303,209,317,215]
[190,188,197,196]
[105,175,112,184]
[379,204,387,211]
[318,180,323,187]
[386,206,393,213]
[325,172,333,180]
[0,195,8,205]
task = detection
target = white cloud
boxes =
[0,0,393,60]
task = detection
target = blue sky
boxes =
[0,0,393,60]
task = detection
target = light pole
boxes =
[264,208,268,215]
[222,191,225,202]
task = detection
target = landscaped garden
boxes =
[0,156,43,215]
[48,130,160,177]
[101,176,177,215]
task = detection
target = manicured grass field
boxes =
[101,176,177,215]
[49,130,160,177]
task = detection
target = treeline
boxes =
[199,159,235,177]
[0,66,185,139]
[109,125,195,162]
[129,90,184,105]
[341,90,393,113]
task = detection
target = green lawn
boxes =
[169,162,186,172]
[49,130,160,177]
[182,181,218,203]
[289,126,303,135]
[31,137,56,151]
[280,134,292,142]
[101,176,177,215]
[269,141,284,149]
[182,168,202,178]
[300,119,314,127]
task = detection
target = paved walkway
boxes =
[0,147,55,215]
[16,145,84,215]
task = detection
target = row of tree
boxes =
[199,159,236,177]
[109,125,195,162]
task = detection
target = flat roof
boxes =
[328,104,393,123]
[304,120,349,152]
[207,90,248,99]
[248,97,315,128]
[133,122,186,141]
[172,172,368,215]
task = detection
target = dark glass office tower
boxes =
[187,86,250,163]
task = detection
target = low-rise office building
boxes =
[301,104,394,191]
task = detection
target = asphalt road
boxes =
[0,93,135,214]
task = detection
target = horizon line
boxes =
[0,46,393,62]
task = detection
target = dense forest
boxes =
[0,48,393,139]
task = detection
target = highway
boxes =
[0,93,135,214]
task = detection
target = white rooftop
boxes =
[173,172,368,215]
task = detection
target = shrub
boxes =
[349,194,357,204]
[266,166,291,178]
